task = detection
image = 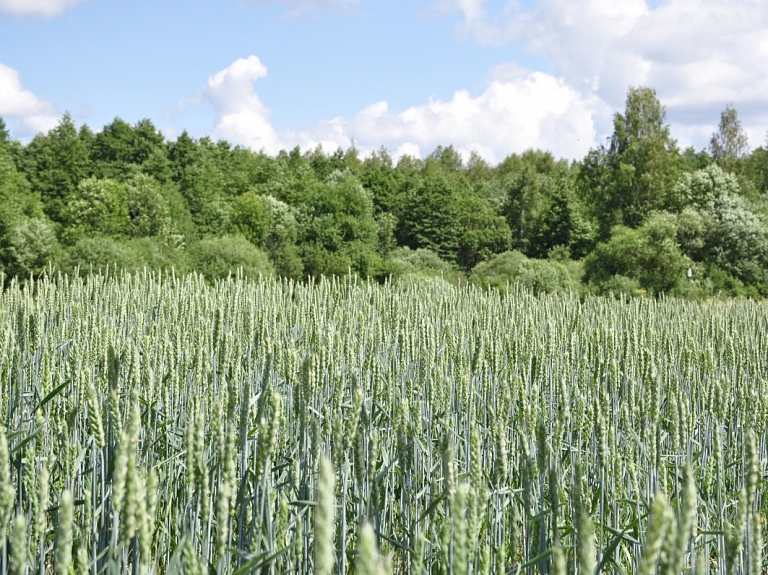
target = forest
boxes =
[1,86,767,298]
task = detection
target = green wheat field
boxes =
[0,272,766,574]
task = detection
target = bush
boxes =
[130,237,187,273]
[63,236,146,276]
[2,217,60,279]
[383,247,464,285]
[595,275,644,298]
[470,250,574,294]
[189,235,274,283]
[513,258,575,295]
[231,191,271,247]
[584,212,690,295]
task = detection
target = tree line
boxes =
[1,86,767,298]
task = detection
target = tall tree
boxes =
[92,117,169,181]
[580,87,681,237]
[168,130,199,182]
[427,145,463,172]
[360,147,404,215]
[398,171,463,262]
[0,116,9,144]
[298,171,379,278]
[709,104,749,174]
[22,113,90,222]
[0,144,41,239]
[503,166,548,255]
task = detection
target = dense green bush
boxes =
[584,212,690,295]
[470,250,574,294]
[2,217,60,279]
[383,247,464,285]
[189,235,274,283]
[63,236,146,275]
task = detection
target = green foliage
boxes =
[744,145,768,195]
[62,236,145,275]
[360,148,404,215]
[124,173,176,239]
[584,212,690,295]
[671,165,768,293]
[398,171,462,260]
[399,171,510,270]
[160,182,197,243]
[512,258,576,295]
[1,218,59,279]
[675,207,710,262]
[596,274,645,298]
[580,87,681,236]
[0,115,8,143]
[259,195,303,279]
[706,193,768,292]
[298,170,379,278]
[669,164,741,211]
[131,237,187,273]
[383,247,464,285]
[230,191,270,247]
[503,166,549,253]
[62,235,184,277]
[469,250,575,294]
[503,168,592,259]
[2,95,768,297]
[427,144,463,172]
[496,149,568,178]
[61,177,130,242]
[681,146,712,173]
[189,235,274,283]
[375,212,398,257]
[178,151,231,237]
[456,194,510,271]
[91,117,170,181]
[0,144,42,239]
[21,113,90,222]
[709,104,749,175]
[307,145,350,181]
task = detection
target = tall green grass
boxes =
[0,271,766,574]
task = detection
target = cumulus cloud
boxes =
[444,0,768,148]
[0,63,59,137]
[0,0,90,18]
[202,56,282,154]
[191,56,599,162]
[287,64,600,162]
[241,0,358,16]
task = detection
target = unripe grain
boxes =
[315,457,336,575]
[639,492,672,575]
[9,515,27,575]
[55,489,74,575]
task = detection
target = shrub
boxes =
[2,217,60,279]
[63,236,145,275]
[470,250,574,294]
[383,247,464,285]
[189,235,274,283]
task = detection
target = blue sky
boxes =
[1,0,767,162]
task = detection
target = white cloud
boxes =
[202,56,282,154]
[445,0,768,149]
[241,0,358,16]
[288,64,600,162]
[190,56,599,162]
[0,63,59,137]
[0,0,89,18]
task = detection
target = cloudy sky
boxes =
[1,0,767,163]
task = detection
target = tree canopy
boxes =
[1,89,768,298]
